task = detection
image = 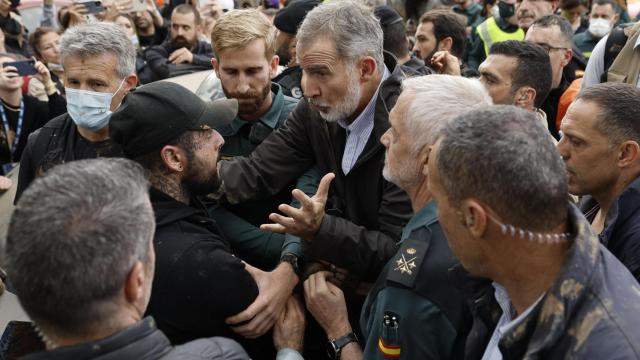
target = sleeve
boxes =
[172,337,251,360]
[281,166,322,258]
[276,348,305,360]
[143,45,172,81]
[40,3,57,27]
[192,53,213,67]
[581,34,608,89]
[209,205,285,268]
[0,14,21,37]
[362,289,459,360]
[308,180,411,279]
[14,131,38,204]
[219,101,316,205]
[153,240,259,337]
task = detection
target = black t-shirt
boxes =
[139,25,169,49]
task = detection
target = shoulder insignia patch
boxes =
[378,337,401,358]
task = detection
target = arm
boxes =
[14,131,37,204]
[40,0,57,27]
[581,34,607,89]
[219,101,316,204]
[282,165,322,257]
[274,296,306,360]
[143,44,172,80]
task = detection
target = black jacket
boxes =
[145,188,258,345]
[455,204,640,360]
[580,175,640,282]
[22,317,250,360]
[219,55,413,281]
[143,40,213,82]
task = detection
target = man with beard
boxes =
[109,81,264,349]
[134,6,168,50]
[144,4,213,81]
[216,1,414,345]
[208,9,303,283]
[272,0,321,99]
[304,75,492,360]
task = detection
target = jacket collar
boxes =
[149,187,204,227]
[455,203,603,357]
[23,317,171,360]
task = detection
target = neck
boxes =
[0,88,22,107]
[345,70,383,124]
[592,172,640,218]
[77,125,109,142]
[406,178,432,212]
[490,221,569,315]
[137,26,155,37]
[41,311,140,350]
[148,172,190,204]
[397,53,412,65]
[238,91,273,122]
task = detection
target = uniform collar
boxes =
[228,82,284,134]
[401,200,438,242]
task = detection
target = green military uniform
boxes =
[209,83,303,269]
[573,30,601,59]
[359,201,468,359]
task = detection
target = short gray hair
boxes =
[60,21,136,79]
[437,105,567,230]
[6,158,153,337]
[402,75,493,153]
[297,1,384,72]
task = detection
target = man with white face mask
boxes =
[573,0,619,59]
[15,21,137,202]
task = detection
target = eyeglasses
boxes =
[532,42,568,53]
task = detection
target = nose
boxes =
[237,73,250,94]
[556,137,569,160]
[380,128,391,147]
[301,72,319,98]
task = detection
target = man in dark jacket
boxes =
[143,4,213,82]
[304,75,492,360]
[430,105,640,359]
[7,157,249,360]
[15,22,137,203]
[558,82,640,283]
[219,1,413,284]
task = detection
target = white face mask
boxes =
[589,18,612,38]
[65,79,126,132]
[130,34,139,47]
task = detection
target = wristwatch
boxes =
[326,332,358,360]
[280,253,300,275]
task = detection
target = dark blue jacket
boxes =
[580,176,640,282]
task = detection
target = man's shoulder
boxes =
[165,337,249,360]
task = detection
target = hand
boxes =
[0,65,19,87]
[33,60,52,87]
[304,271,352,339]
[144,0,157,12]
[261,173,335,241]
[0,175,12,192]
[115,0,134,13]
[273,296,306,352]
[430,50,461,76]
[226,262,298,338]
[169,47,194,64]
[0,0,10,17]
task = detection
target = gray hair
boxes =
[437,105,567,230]
[297,1,384,72]
[5,158,153,337]
[60,21,136,79]
[402,75,493,154]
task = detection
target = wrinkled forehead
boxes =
[297,37,342,72]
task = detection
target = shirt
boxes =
[338,67,390,175]
[582,31,640,88]
[481,283,544,360]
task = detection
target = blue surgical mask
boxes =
[65,79,125,132]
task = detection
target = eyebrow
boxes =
[303,65,331,72]
[479,70,498,81]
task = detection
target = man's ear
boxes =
[160,145,187,174]
[461,199,488,238]
[562,47,573,67]
[212,57,220,77]
[419,144,432,176]
[617,140,640,168]
[124,260,145,305]
[269,55,280,78]
[514,86,536,109]
[438,37,453,53]
[124,74,138,91]
[358,56,378,82]
[550,0,559,12]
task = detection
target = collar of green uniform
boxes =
[400,200,439,241]
[228,82,284,134]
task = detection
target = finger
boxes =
[231,311,269,337]
[277,203,304,219]
[291,188,314,208]
[314,173,335,202]
[226,300,259,325]
[241,261,262,278]
[268,213,296,229]
[259,222,287,233]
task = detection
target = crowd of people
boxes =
[1,0,640,359]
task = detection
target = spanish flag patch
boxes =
[378,337,401,358]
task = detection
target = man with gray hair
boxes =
[304,75,492,360]
[6,158,250,359]
[15,21,138,202]
[217,1,413,337]
[428,105,640,358]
